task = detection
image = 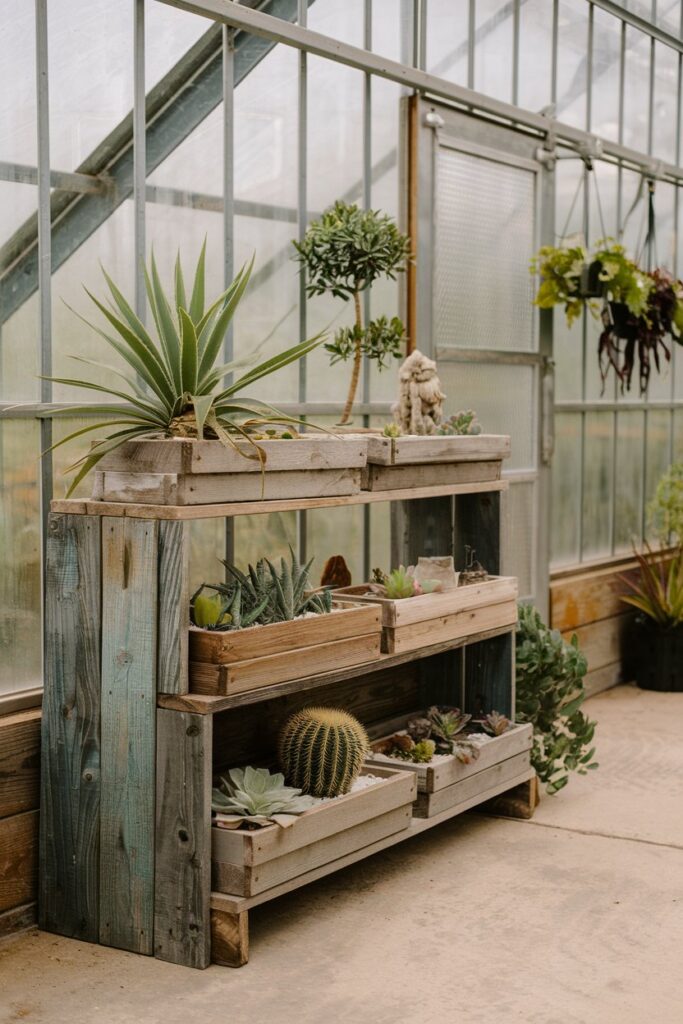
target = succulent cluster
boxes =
[370,565,441,600]
[436,410,482,436]
[191,546,332,631]
[212,766,317,827]
[373,705,510,765]
[279,707,369,798]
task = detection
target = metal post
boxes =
[223,24,235,567]
[297,0,308,563]
[362,0,373,581]
[467,0,475,90]
[133,0,146,322]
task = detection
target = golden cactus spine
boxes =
[278,706,369,798]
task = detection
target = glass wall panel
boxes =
[0,420,41,696]
[556,0,589,130]
[517,0,553,112]
[307,504,365,585]
[614,409,645,551]
[652,42,679,166]
[582,411,614,559]
[233,512,298,571]
[644,409,674,540]
[551,413,582,566]
[425,0,469,85]
[474,0,514,103]
[622,25,651,156]
[590,7,622,143]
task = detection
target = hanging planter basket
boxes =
[579,258,605,299]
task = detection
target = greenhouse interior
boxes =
[1,0,682,1020]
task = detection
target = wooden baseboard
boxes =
[0,901,37,941]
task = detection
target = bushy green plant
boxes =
[647,463,683,546]
[293,201,411,424]
[516,603,598,794]
[212,766,317,824]
[190,546,332,631]
[383,566,416,600]
[278,706,369,797]
[49,245,323,494]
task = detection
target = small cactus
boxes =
[436,409,482,436]
[278,706,369,797]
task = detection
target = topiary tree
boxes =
[293,201,412,424]
[515,603,598,794]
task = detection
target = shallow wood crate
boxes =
[365,434,511,466]
[94,436,367,505]
[366,722,533,794]
[212,766,416,897]
[333,577,518,653]
[190,602,382,695]
[413,750,533,818]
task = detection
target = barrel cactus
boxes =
[278,707,369,798]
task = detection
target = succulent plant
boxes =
[410,739,436,763]
[382,422,402,438]
[453,740,480,765]
[436,410,482,436]
[279,706,369,798]
[428,706,471,753]
[192,589,231,629]
[212,766,318,824]
[482,711,511,737]
[266,548,333,620]
[406,715,432,741]
[384,566,416,600]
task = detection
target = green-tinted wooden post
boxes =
[40,514,101,941]
[157,520,190,695]
[99,517,158,955]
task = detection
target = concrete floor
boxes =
[2,684,682,1024]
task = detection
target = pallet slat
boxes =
[40,513,101,942]
[0,709,41,819]
[361,460,501,491]
[158,520,190,695]
[366,434,511,466]
[414,750,532,817]
[99,517,158,955]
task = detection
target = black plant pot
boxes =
[604,300,639,342]
[631,617,683,692]
[580,259,604,299]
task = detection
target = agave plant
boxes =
[48,245,324,495]
[428,706,471,753]
[212,766,318,828]
[481,711,511,737]
[620,545,683,629]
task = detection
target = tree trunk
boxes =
[338,290,363,425]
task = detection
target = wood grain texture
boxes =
[583,661,626,698]
[190,603,380,664]
[98,436,368,475]
[414,751,531,817]
[362,460,501,491]
[366,434,510,465]
[154,710,212,969]
[562,613,631,673]
[454,490,501,574]
[99,517,158,955]
[50,479,508,521]
[0,810,38,913]
[211,909,249,967]
[159,625,517,716]
[0,901,37,939]
[158,520,189,695]
[40,513,101,941]
[384,600,518,654]
[98,467,362,505]
[549,556,672,632]
[190,633,382,696]
[479,773,539,820]
[0,709,41,819]
[332,577,518,627]
[390,496,454,568]
[464,630,514,718]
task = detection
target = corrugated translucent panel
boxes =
[438,362,536,472]
[434,146,536,351]
[615,410,645,552]
[582,411,614,560]
[504,481,535,599]
[307,504,365,585]
[0,420,41,695]
[551,413,582,567]
[645,410,674,542]
[369,502,391,576]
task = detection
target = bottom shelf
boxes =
[210,764,535,916]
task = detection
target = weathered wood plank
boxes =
[211,909,249,967]
[190,632,382,696]
[362,460,501,491]
[0,709,41,819]
[99,517,158,955]
[414,750,531,817]
[454,490,501,574]
[0,810,38,913]
[0,900,37,940]
[464,630,514,718]
[583,660,626,698]
[366,434,510,465]
[478,773,539,820]
[332,577,518,627]
[49,478,508,520]
[158,520,189,695]
[154,710,212,969]
[98,467,362,505]
[40,513,101,941]
[562,613,631,673]
[384,600,518,654]
[391,496,454,568]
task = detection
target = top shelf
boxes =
[50,479,508,520]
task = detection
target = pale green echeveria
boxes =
[212,766,318,825]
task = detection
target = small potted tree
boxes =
[293,201,411,425]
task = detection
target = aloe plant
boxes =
[47,245,324,495]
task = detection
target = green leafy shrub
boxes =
[515,603,598,794]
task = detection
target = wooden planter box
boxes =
[212,766,416,897]
[93,436,368,505]
[366,721,533,818]
[189,601,382,696]
[332,576,518,654]
[361,434,510,491]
